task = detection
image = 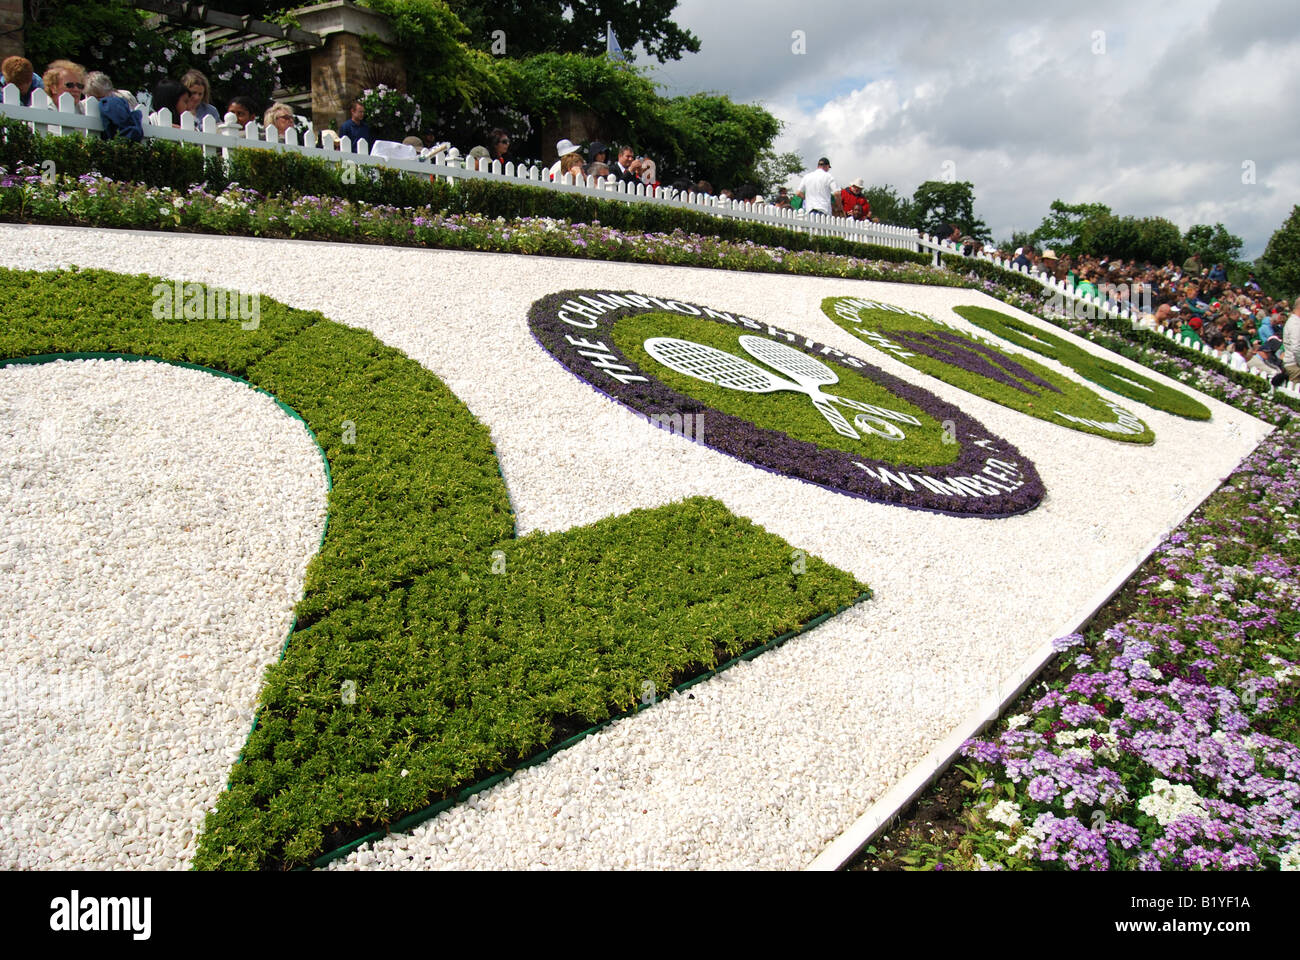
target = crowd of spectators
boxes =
[2,54,304,143]
[977,238,1300,385]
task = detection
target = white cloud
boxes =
[649,0,1298,256]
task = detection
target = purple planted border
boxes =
[528,289,1045,518]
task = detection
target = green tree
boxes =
[1257,205,1300,298]
[753,150,803,197]
[912,180,991,240]
[1183,223,1244,268]
[862,185,914,228]
[445,0,701,62]
[649,93,781,188]
[362,0,504,117]
[1029,199,1112,254]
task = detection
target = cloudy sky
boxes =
[638,0,1300,258]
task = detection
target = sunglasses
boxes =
[64,81,85,90]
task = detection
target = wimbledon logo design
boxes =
[528,290,1045,517]
[825,296,1155,442]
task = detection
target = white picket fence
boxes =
[0,84,932,253]
[3,85,1292,400]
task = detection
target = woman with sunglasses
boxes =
[41,59,86,108]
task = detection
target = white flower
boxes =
[1157,579,1177,591]
[1137,779,1206,826]
[987,799,1021,827]
[1007,833,1037,857]
[1281,843,1300,871]
[1006,714,1029,729]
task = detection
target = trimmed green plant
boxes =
[612,311,961,466]
[953,305,1212,421]
[0,267,868,870]
[824,297,1155,444]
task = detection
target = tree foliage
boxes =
[444,0,701,62]
[1183,222,1244,267]
[1029,199,1112,253]
[360,0,503,115]
[649,93,781,188]
[911,180,991,240]
[1257,205,1300,298]
[753,150,804,197]
[862,185,914,228]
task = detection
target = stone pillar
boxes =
[293,1,406,131]
[0,0,23,62]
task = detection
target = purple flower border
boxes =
[528,289,1045,518]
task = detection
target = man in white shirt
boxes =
[797,157,842,217]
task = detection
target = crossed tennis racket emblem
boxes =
[643,334,917,441]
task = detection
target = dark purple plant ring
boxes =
[528,290,1045,517]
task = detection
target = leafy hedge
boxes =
[0,267,868,870]
[825,298,1155,444]
[0,119,929,265]
[953,306,1212,421]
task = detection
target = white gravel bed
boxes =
[0,357,328,869]
[0,226,1270,870]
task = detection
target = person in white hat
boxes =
[548,138,585,181]
[841,177,870,219]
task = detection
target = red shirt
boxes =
[841,188,870,218]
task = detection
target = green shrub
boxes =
[0,266,868,870]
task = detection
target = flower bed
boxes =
[0,180,1284,868]
[824,296,1155,443]
[0,267,867,869]
[529,290,1044,517]
[953,305,1212,421]
[857,421,1300,871]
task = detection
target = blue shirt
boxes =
[98,96,143,142]
[338,119,372,152]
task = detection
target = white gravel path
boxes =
[0,225,1270,870]
[0,357,327,869]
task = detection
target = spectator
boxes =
[180,69,221,127]
[481,128,512,165]
[2,56,43,105]
[696,180,714,196]
[42,59,85,106]
[151,80,188,126]
[1283,304,1300,385]
[338,99,372,151]
[610,145,644,184]
[1245,272,1261,292]
[263,102,296,141]
[797,157,841,217]
[588,140,609,165]
[84,71,142,142]
[1208,262,1228,282]
[1075,267,1100,299]
[548,138,584,180]
[225,95,258,128]
[841,178,870,219]
[1012,247,1033,271]
[588,161,611,179]
[559,151,585,181]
